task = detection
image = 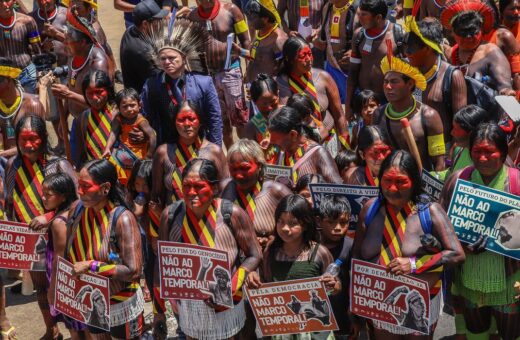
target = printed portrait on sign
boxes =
[495,210,520,250]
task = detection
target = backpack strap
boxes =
[508,167,520,196]
[442,65,455,119]
[68,201,84,228]
[109,206,127,253]
[417,202,433,235]
[221,199,234,235]
[364,196,382,227]
[459,166,475,180]
[392,23,405,54]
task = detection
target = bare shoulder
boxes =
[263,180,291,198]
[420,102,440,120]
[17,12,35,25]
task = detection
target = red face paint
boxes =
[78,179,102,195]
[381,168,413,192]
[454,31,482,50]
[471,140,502,162]
[85,87,108,101]
[182,179,214,205]
[451,122,469,139]
[296,46,313,63]
[176,110,200,129]
[230,161,259,181]
[18,131,42,150]
[365,143,391,161]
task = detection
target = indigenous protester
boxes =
[404,14,467,143]
[286,93,323,144]
[351,89,380,145]
[120,0,168,92]
[317,194,353,338]
[0,57,45,159]
[277,37,351,155]
[103,88,157,163]
[246,194,341,339]
[374,41,446,172]
[344,125,392,186]
[345,0,405,118]
[5,115,76,340]
[151,100,228,206]
[267,106,343,184]
[155,158,261,339]
[222,138,292,250]
[63,159,144,338]
[243,0,287,82]
[294,173,325,207]
[500,0,520,43]
[353,150,465,337]
[335,149,358,182]
[0,0,41,93]
[141,17,223,146]
[189,0,250,149]
[441,123,520,340]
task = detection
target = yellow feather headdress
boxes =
[380,39,427,91]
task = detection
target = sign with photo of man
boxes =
[0,220,47,271]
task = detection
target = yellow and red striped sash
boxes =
[85,106,113,160]
[68,202,114,263]
[288,71,322,123]
[365,166,379,186]
[378,202,414,266]
[13,156,46,223]
[181,201,217,247]
[172,138,202,200]
[282,144,307,183]
[234,182,262,222]
[148,209,160,238]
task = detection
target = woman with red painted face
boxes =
[267,106,343,185]
[4,114,76,340]
[151,100,229,208]
[344,125,392,185]
[353,150,464,337]
[64,159,144,339]
[222,139,292,250]
[440,123,520,339]
[155,158,261,339]
[277,37,351,156]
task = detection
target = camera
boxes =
[32,53,69,78]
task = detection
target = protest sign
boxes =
[263,164,293,181]
[54,257,110,331]
[309,183,379,238]
[245,278,338,336]
[0,221,47,271]
[447,179,520,259]
[350,259,431,335]
[158,241,232,307]
[421,171,443,201]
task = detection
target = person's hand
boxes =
[200,257,212,271]
[338,50,351,68]
[288,30,299,38]
[43,23,60,39]
[72,261,91,276]
[101,148,111,160]
[245,271,263,289]
[466,235,488,254]
[38,71,54,89]
[42,39,54,53]
[320,274,340,295]
[29,215,48,230]
[388,257,412,275]
[128,126,145,143]
[500,88,517,96]
[51,83,71,99]
[175,6,191,17]
[148,199,163,216]
[153,313,168,340]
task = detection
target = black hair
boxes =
[268,106,316,139]
[83,159,128,208]
[469,123,509,162]
[0,57,15,68]
[286,93,321,143]
[352,89,379,114]
[378,150,422,203]
[250,74,279,102]
[335,149,359,171]
[67,26,92,44]
[170,100,206,143]
[453,105,491,132]
[294,173,325,193]
[317,194,352,220]
[273,194,319,250]
[245,0,276,23]
[357,126,390,165]
[43,173,78,212]
[127,159,153,200]
[359,0,388,18]
[182,158,219,184]
[14,114,48,156]
[280,37,308,76]
[81,70,115,104]
[115,87,140,107]
[407,18,444,53]
[499,0,516,15]
[452,11,484,36]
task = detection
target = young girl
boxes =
[103,88,157,172]
[351,90,380,149]
[294,174,324,207]
[246,194,340,340]
[30,173,85,339]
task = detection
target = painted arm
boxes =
[139,118,157,158]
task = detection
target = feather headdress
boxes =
[380,39,427,91]
[404,0,443,55]
[440,0,494,33]
[66,6,99,46]
[143,17,210,74]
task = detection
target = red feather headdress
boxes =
[440,0,494,33]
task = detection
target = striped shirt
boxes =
[0,11,41,69]
[282,0,324,31]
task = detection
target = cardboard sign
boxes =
[309,184,379,238]
[245,278,338,336]
[54,257,110,331]
[495,95,520,123]
[421,171,444,201]
[0,221,47,271]
[158,241,232,307]
[350,259,431,335]
[263,164,293,181]
[447,179,520,259]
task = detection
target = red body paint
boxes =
[381,168,413,192]
[230,161,259,181]
[182,179,214,205]
[78,179,102,195]
[454,32,482,50]
[19,131,42,150]
[176,110,201,129]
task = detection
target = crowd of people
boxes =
[1,0,520,338]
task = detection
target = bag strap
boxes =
[109,206,127,253]
[364,196,382,227]
[221,199,235,235]
[460,166,475,180]
[442,65,455,119]
[508,167,520,196]
[417,203,433,234]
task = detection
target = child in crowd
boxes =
[350,90,380,148]
[335,150,358,183]
[294,174,325,207]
